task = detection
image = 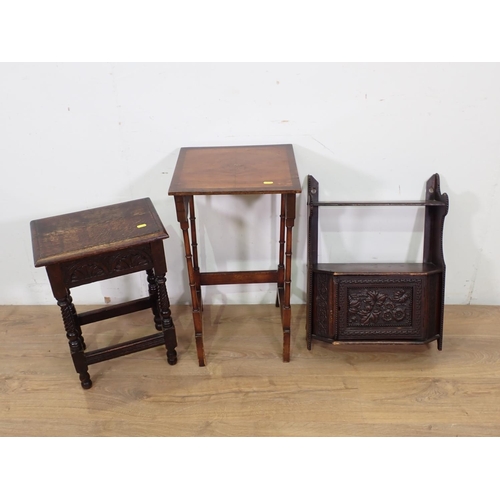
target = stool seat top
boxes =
[168,144,302,196]
[30,198,168,267]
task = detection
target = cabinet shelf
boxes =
[312,263,442,276]
[306,173,449,352]
[311,200,446,207]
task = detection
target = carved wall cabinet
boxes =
[306,174,449,351]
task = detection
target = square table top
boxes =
[31,198,168,267]
[168,144,302,196]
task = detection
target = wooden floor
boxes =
[1,303,500,436]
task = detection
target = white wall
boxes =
[1,62,499,306]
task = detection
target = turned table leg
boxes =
[282,193,296,363]
[189,197,203,313]
[175,196,206,367]
[276,195,286,308]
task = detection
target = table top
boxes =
[168,144,302,196]
[31,198,168,267]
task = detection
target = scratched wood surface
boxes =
[1,304,499,436]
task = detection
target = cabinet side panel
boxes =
[312,272,334,340]
[425,272,441,340]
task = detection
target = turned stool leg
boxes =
[156,272,177,365]
[147,268,162,331]
[68,295,86,350]
[57,293,92,389]
[150,240,178,365]
[47,265,91,389]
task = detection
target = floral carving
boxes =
[338,278,422,340]
[348,288,411,327]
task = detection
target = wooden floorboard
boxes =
[1,304,500,436]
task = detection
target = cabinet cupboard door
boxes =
[336,276,425,341]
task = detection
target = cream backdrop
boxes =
[1,62,499,305]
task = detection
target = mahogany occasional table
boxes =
[169,144,302,366]
[30,198,178,389]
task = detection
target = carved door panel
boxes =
[336,276,425,341]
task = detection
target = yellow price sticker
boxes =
[136,224,147,229]
[263,181,274,185]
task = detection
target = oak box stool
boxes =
[30,198,178,389]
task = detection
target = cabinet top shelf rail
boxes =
[311,200,447,207]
